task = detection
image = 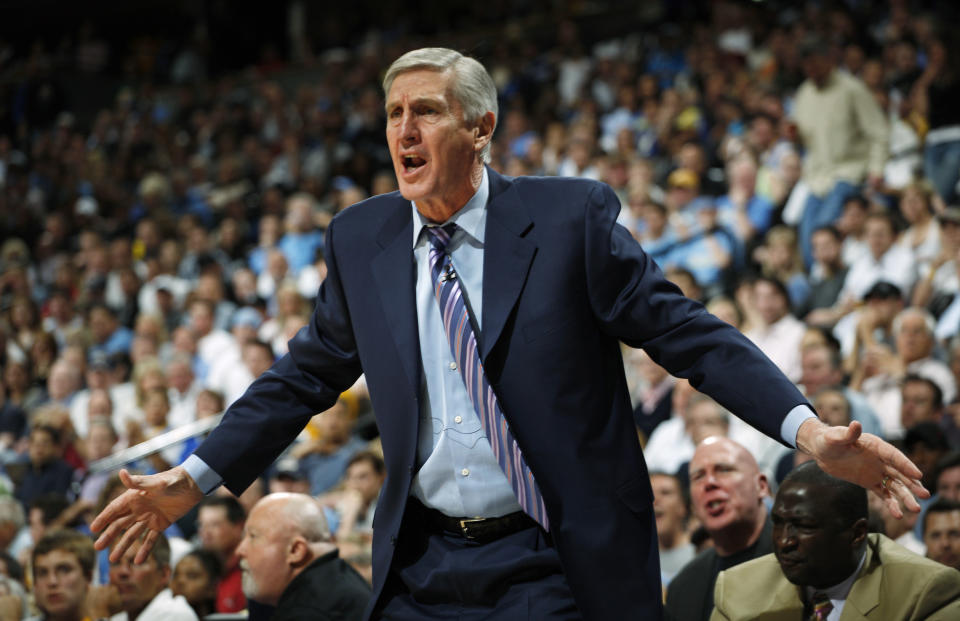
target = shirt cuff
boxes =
[780,404,818,448]
[182,454,223,495]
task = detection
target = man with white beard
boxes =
[236,493,370,620]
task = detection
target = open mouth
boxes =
[705,499,726,517]
[402,154,427,173]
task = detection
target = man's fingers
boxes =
[883,475,919,515]
[135,529,160,565]
[109,521,147,563]
[883,493,905,519]
[94,513,136,551]
[90,495,130,534]
[874,439,924,481]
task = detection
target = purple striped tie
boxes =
[426,224,549,530]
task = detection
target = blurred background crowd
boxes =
[2,0,960,618]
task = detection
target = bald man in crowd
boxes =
[236,493,370,620]
[665,437,773,621]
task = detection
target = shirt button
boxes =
[454,415,462,424]
[449,362,457,370]
[461,468,470,477]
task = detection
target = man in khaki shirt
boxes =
[794,38,888,268]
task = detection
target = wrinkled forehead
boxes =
[385,68,453,106]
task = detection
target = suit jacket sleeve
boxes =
[194,219,363,493]
[583,182,808,441]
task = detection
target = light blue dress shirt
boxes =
[407,168,521,518]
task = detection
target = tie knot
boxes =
[426,223,458,253]
[810,593,832,621]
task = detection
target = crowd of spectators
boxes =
[0,0,959,617]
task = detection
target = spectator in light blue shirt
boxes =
[715,151,776,247]
[86,304,133,359]
[277,193,325,277]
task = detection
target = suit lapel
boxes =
[480,169,536,363]
[371,200,420,396]
[841,537,881,620]
[770,579,805,621]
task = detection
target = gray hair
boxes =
[277,494,331,543]
[0,497,24,529]
[382,47,498,163]
[893,307,936,338]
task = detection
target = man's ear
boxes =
[474,112,495,153]
[287,537,310,568]
[850,516,869,547]
[757,473,771,500]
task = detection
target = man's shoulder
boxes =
[852,535,960,618]
[138,588,199,621]
[276,553,371,619]
[668,546,718,591]
[503,173,610,208]
[715,551,781,582]
[872,533,957,577]
[712,553,799,619]
[330,191,408,228]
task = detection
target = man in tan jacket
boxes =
[712,462,960,620]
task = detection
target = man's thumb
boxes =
[118,469,144,491]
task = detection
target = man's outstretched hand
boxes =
[90,467,204,563]
[796,418,930,518]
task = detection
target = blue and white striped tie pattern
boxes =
[426,224,549,530]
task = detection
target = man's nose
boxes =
[777,524,797,547]
[702,471,720,488]
[399,111,418,143]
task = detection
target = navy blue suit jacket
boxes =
[194,168,808,619]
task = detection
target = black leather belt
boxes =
[411,500,537,542]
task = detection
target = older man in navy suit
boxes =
[93,48,928,620]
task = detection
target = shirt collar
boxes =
[412,167,488,248]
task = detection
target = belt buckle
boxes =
[458,517,486,539]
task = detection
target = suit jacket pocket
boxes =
[616,476,652,516]
[521,307,577,343]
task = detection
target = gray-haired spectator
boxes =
[236,493,370,619]
[0,497,28,559]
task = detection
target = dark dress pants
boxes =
[373,504,581,620]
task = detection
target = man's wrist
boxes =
[795,416,826,455]
[182,454,223,495]
[781,405,818,449]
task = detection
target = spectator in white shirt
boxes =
[895,181,942,273]
[856,307,956,437]
[836,194,870,268]
[89,532,197,621]
[164,354,200,429]
[745,276,806,383]
[912,207,960,311]
[840,211,917,303]
[188,299,236,371]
